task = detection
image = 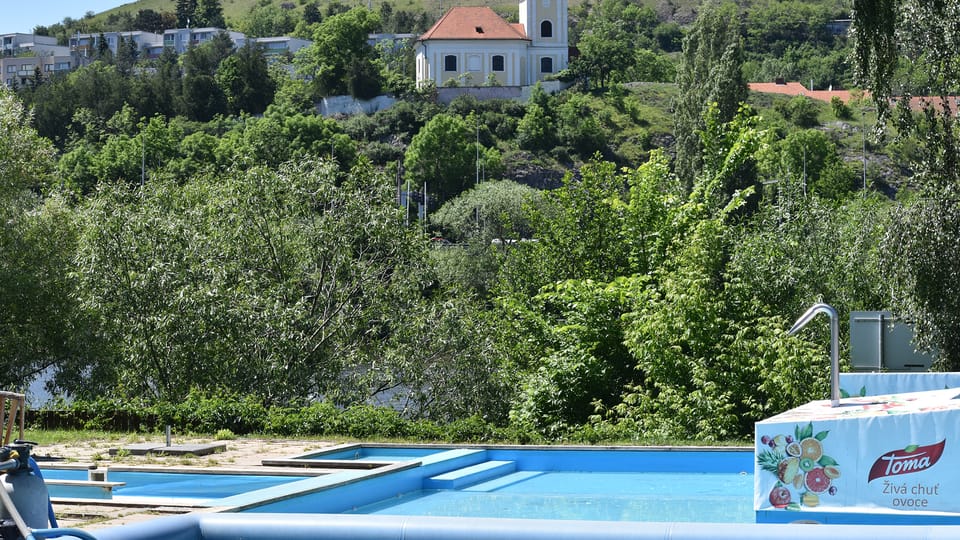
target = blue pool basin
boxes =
[43,445,960,540]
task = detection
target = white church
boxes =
[414,0,569,87]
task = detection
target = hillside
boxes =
[83,0,851,31]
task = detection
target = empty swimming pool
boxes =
[81,445,960,540]
[236,446,754,523]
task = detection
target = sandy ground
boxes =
[31,436,343,531]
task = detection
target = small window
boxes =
[540,57,553,73]
[6,65,14,73]
[492,55,504,72]
[444,55,457,72]
[541,20,553,38]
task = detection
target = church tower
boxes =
[519,0,568,82]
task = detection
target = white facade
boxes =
[70,31,163,59]
[1,33,72,87]
[417,39,530,87]
[415,0,568,88]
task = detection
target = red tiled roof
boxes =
[896,95,960,113]
[748,81,861,104]
[749,81,960,113]
[418,7,528,41]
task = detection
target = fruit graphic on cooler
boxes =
[800,437,823,461]
[757,422,840,509]
[801,492,820,507]
[804,466,831,493]
[777,457,800,483]
[769,486,792,508]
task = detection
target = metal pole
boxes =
[862,108,867,191]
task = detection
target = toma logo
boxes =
[868,440,946,482]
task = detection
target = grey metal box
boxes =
[849,311,936,372]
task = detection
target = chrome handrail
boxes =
[789,303,840,407]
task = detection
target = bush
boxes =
[339,405,407,439]
[831,96,853,120]
[776,95,820,127]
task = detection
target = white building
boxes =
[252,36,312,61]
[70,31,163,60]
[162,28,246,54]
[2,33,72,87]
[414,0,568,87]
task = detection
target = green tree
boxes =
[179,34,234,120]
[573,21,634,90]
[130,47,181,119]
[853,0,960,368]
[777,95,820,128]
[133,9,166,33]
[76,160,431,405]
[569,0,660,89]
[176,0,198,27]
[196,0,226,28]
[516,83,557,151]
[431,180,543,295]
[295,7,382,98]
[304,3,323,24]
[673,0,748,187]
[629,49,675,83]
[556,93,607,158]
[241,3,296,37]
[216,41,276,116]
[0,88,101,394]
[765,129,856,200]
[433,180,541,244]
[653,22,683,52]
[116,35,139,76]
[25,62,129,145]
[613,109,820,439]
[95,32,113,62]
[403,112,476,207]
[496,159,638,299]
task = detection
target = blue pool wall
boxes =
[302,445,445,461]
[84,512,960,540]
[225,447,753,514]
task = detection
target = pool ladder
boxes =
[789,303,841,407]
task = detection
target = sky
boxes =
[2,1,131,34]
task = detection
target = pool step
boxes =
[425,460,516,489]
[464,470,544,492]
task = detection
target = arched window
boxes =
[444,55,457,71]
[540,20,553,38]
[492,55,505,72]
[540,57,553,73]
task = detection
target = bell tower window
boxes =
[540,20,553,38]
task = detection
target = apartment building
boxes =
[4,29,315,87]
[1,33,72,87]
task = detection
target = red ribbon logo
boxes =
[868,440,946,482]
